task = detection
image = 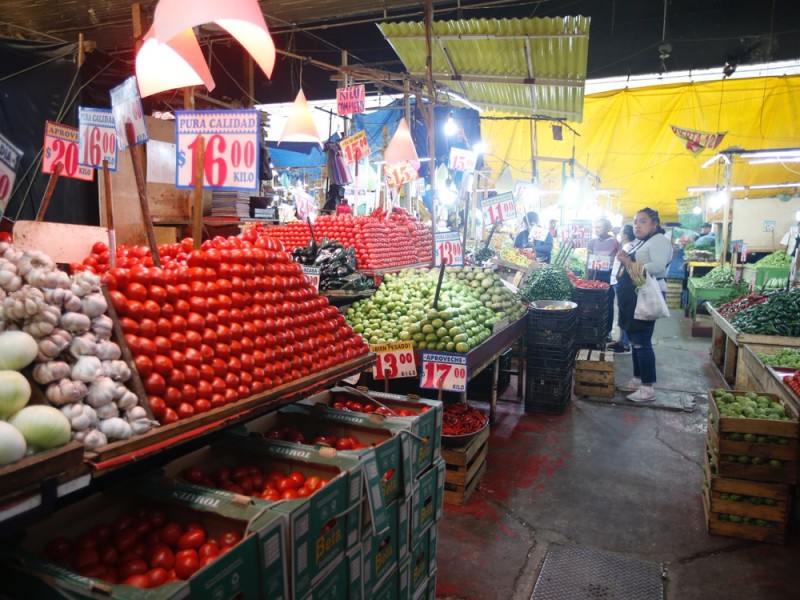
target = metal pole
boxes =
[721,159,732,267]
[425,0,437,243]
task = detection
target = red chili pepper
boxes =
[443,403,488,435]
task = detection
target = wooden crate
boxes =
[573,349,615,398]
[702,446,790,544]
[441,425,489,506]
[707,389,798,484]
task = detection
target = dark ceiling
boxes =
[2,0,799,105]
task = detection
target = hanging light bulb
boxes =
[692,205,702,215]
[444,113,458,137]
[278,90,322,146]
[152,0,275,79]
[136,26,215,97]
[384,118,419,165]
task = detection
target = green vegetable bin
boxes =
[742,266,790,289]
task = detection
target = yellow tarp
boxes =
[481,75,800,220]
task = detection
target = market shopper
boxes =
[614,208,673,402]
[608,224,635,354]
[779,221,800,257]
[514,211,554,263]
[586,218,619,334]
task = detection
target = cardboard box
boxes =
[0,479,285,600]
[370,561,411,600]
[408,523,438,597]
[300,387,443,478]
[410,459,445,548]
[299,545,363,600]
[163,437,362,600]
[362,496,409,592]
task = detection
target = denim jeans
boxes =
[628,320,656,385]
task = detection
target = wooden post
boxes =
[340,50,349,138]
[125,123,161,266]
[102,160,117,267]
[192,136,205,249]
[36,162,62,222]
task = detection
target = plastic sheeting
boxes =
[481,75,800,220]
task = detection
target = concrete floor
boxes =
[435,313,800,600]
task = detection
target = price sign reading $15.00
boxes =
[372,341,417,380]
[434,230,463,266]
[78,107,118,171]
[420,351,468,392]
[448,147,477,173]
[340,130,370,164]
[175,109,260,191]
[480,191,516,225]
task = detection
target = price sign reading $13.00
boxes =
[78,107,118,171]
[419,351,468,392]
[480,191,516,224]
[434,230,463,266]
[371,341,417,380]
[175,109,260,191]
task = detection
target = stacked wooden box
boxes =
[441,426,489,506]
[703,389,798,544]
[573,350,615,398]
[666,279,683,309]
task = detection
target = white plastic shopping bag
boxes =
[634,273,670,320]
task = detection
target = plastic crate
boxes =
[470,348,513,397]
[572,287,610,310]
[526,342,577,366]
[526,371,574,397]
[526,319,577,346]
[525,376,572,414]
[525,394,571,415]
[527,305,578,329]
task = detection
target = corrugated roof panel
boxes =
[379,17,590,121]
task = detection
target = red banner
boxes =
[670,125,727,154]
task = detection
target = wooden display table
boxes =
[739,345,800,412]
[708,305,800,389]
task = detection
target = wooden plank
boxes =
[574,370,614,384]
[0,441,84,499]
[444,461,486,506]
[12,221,109,265]
[574,382,615,398]
[441,425,490,468]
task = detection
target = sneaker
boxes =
[627,386,656,402]
[608,342,631,354]
[617,378,641,392]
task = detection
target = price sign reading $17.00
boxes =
[371,341,417,380]
[480,191,516,224]
[434,230,463,266]
[420,351,468,392]
[175,109,260,191]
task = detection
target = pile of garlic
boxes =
[0,243,157,449]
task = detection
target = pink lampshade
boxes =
[136,26,215,97]
[153,0,275,79]
[278,90,322,146]
[384,118,419,165]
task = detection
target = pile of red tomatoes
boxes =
[81,235,369,425]
[180,464,330,502]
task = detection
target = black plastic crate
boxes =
[526,320,576,346]
[527,348,576,375]
[572,287,611,309]
[527,307,578,330]
[470,348,513,398]
[526,342,576,364]
[526,371,573,397]
[524,394,571,415]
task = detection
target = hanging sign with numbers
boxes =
[434,230,463,266]
[480,191,516,225]
[420,351,468,392]
[568,220,592,248]
[42,122,95,181]
[340,130,370,164]
[371,341,417,380]
[448,147,477,173]
[110,76,148,150]
[0,133,22,214]
[175,109,260,190]
[78,107,118,171]
[587,254,612,271]
[384,160,418,188]
[302,266,320,292]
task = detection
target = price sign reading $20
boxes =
[420,351,468,392]
[372,341,417,380]
[175,109,260,191]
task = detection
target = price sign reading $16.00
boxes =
[78,107,118,171]
[480,191,516,225]
[420,351,468,392]
[434,230,463,266]
[175,109,260,191]
[302,266,320,293]
[372,341,417,380]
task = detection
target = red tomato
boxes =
[159,523,184,547]
[218,530,242,549]
[123,574,151,588]
[173,554,200,580]
[177,529,206,550]
[161,407,179,425]
[148,544,175,570]
[146,566,169,587]
[198,542,220,559]
[118,558,149,580]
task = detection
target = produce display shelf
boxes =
[360,262,432,277]
[739,344,800,412]
[687,277,730,320]
[85,353,376,472]
[742,265,790,290]
[708,304,800,391]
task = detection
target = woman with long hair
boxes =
[614,208,672,402]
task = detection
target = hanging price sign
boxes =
[78,107,118,171]
[420,351,468,392]
[384,161,418,188]
[294,189,317,220]
[0,133,23,214]
[434,230,463,266]
[480,192,516,224]
[448,147,477,173]
[42,121,95,181]
[340,130,370,164]
[336,84,366,116]
[372,341,417,380]
[568,220,592,248]
[302,265,320,292]
[110,76,148,150]
[529,225,548,241]
[175,109,260,190]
